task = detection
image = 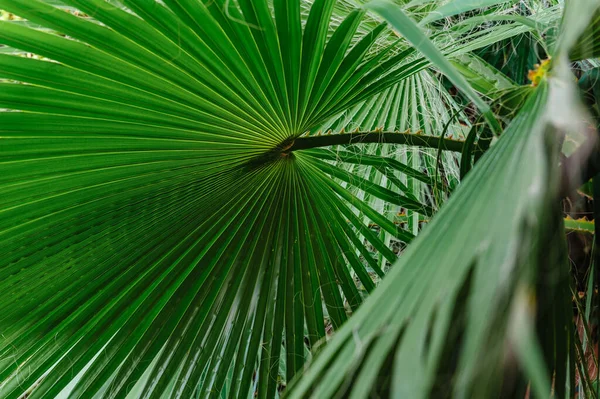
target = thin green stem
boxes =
[288,131,467,153]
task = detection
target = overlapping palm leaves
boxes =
[0,1,475,397]
[0,0,580,398]
[286,1,599,397]
[288,72,567,399]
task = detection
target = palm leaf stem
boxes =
[288,130,469,152]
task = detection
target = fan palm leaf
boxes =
[0,2,411,397]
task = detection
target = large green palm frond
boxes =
[0,1,424,397]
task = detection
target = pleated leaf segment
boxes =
[0,0,436,398]
[307,70,470,271]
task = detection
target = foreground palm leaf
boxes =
[0,1,431,397]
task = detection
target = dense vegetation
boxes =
[0,0,599,398]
